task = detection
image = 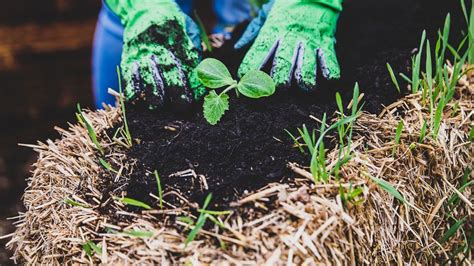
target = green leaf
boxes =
[203,91,229,125]
[64,198,89,208]
[99,158,117,173]
[369,175,406,204]
[117,197,152,210]
[439,217,467,244]
[237,71,275,99]
[86,240,102,256]
[154,170,163,209]
[185,193,213,246]
[196,58,235,88]
[123,230,154,238]
[82,243,93,257]
[392,120,404,156]
[77,104,104,155]
[177,216,195,225]
[386,63,401,93]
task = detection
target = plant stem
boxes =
[219,83,238,96]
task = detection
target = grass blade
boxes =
[387,63,401,93]
[185,193,213,246]
[154,170,163,209]
[77,104,104,155]
[439,217,467,244]
[122,230,154,238]
[117,67,132,147]
[117,197,151,210]
[369,175,406,204]
[392,120,404,155]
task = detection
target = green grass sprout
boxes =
[77,104,104,155]
[116,197,152,210]
[154,170,163,209]
[64,198,89,208]
[193,10,213,52]
[116,66,132,147]
[386,63,401,93]
[393,120,404,156]
[368,174,406,204]
[99,158,118,173]
[122,230,154,238]
[185,193,213,246]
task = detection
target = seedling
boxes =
[184,193,213,246]
[392,120,404,156]
[115,197,152,210]
[82,240,102,257]
[154,170,163,209]
[386,63,401,93]
[122,230,154,238]
[99,158,118,174]
[182,193,232,247]
[77,104,104,155]
[196,58,275,125]
[64,198,89,208]
[193,11,212,52]
[460,0,474,63]
[367,174,406,204]
[117,67,133,147]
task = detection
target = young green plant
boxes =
[196,58,275,125]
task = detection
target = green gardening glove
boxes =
[235,0,343,91]
[106,0,205,109]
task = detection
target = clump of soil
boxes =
[104,0,464,208]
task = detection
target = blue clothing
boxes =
[92,0,251,108]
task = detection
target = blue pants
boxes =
[92,0,251,108]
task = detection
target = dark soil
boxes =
[104,0,465,210]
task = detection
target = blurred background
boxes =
[0,0,99,263]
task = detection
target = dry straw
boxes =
[4,69,473,264]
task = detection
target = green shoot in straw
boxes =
[386,63,401,93]
[99,158,118,173]
[392,120,404,156]
[185,193,213,246]
[116,197,152,210]
[154,170,163,209]
[64,198,89,208]
[439,217,467,244]
[77,104,104,155]
[116,67,133,147]
[83,240,102,257]
[368,174,406,204]
[122,230,154,238]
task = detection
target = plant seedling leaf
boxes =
[82,243,93,257]
[185,193,213,246]
[64,198,89,208]
[369,175,406,204]
[86,240,102,256]
[386,63,401,93]
[118,197,152,210]
[237,70,275,99]
[439,217,467,244]
[203,91,229,125]
[196,58,235,88]
[123,230,154,238]
[154,170,163,209]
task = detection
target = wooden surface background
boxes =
[0,1,101,263]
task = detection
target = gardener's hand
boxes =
[106,0,205,109]
[235,0,343,91]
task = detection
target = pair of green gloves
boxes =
[106,0,343,109]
